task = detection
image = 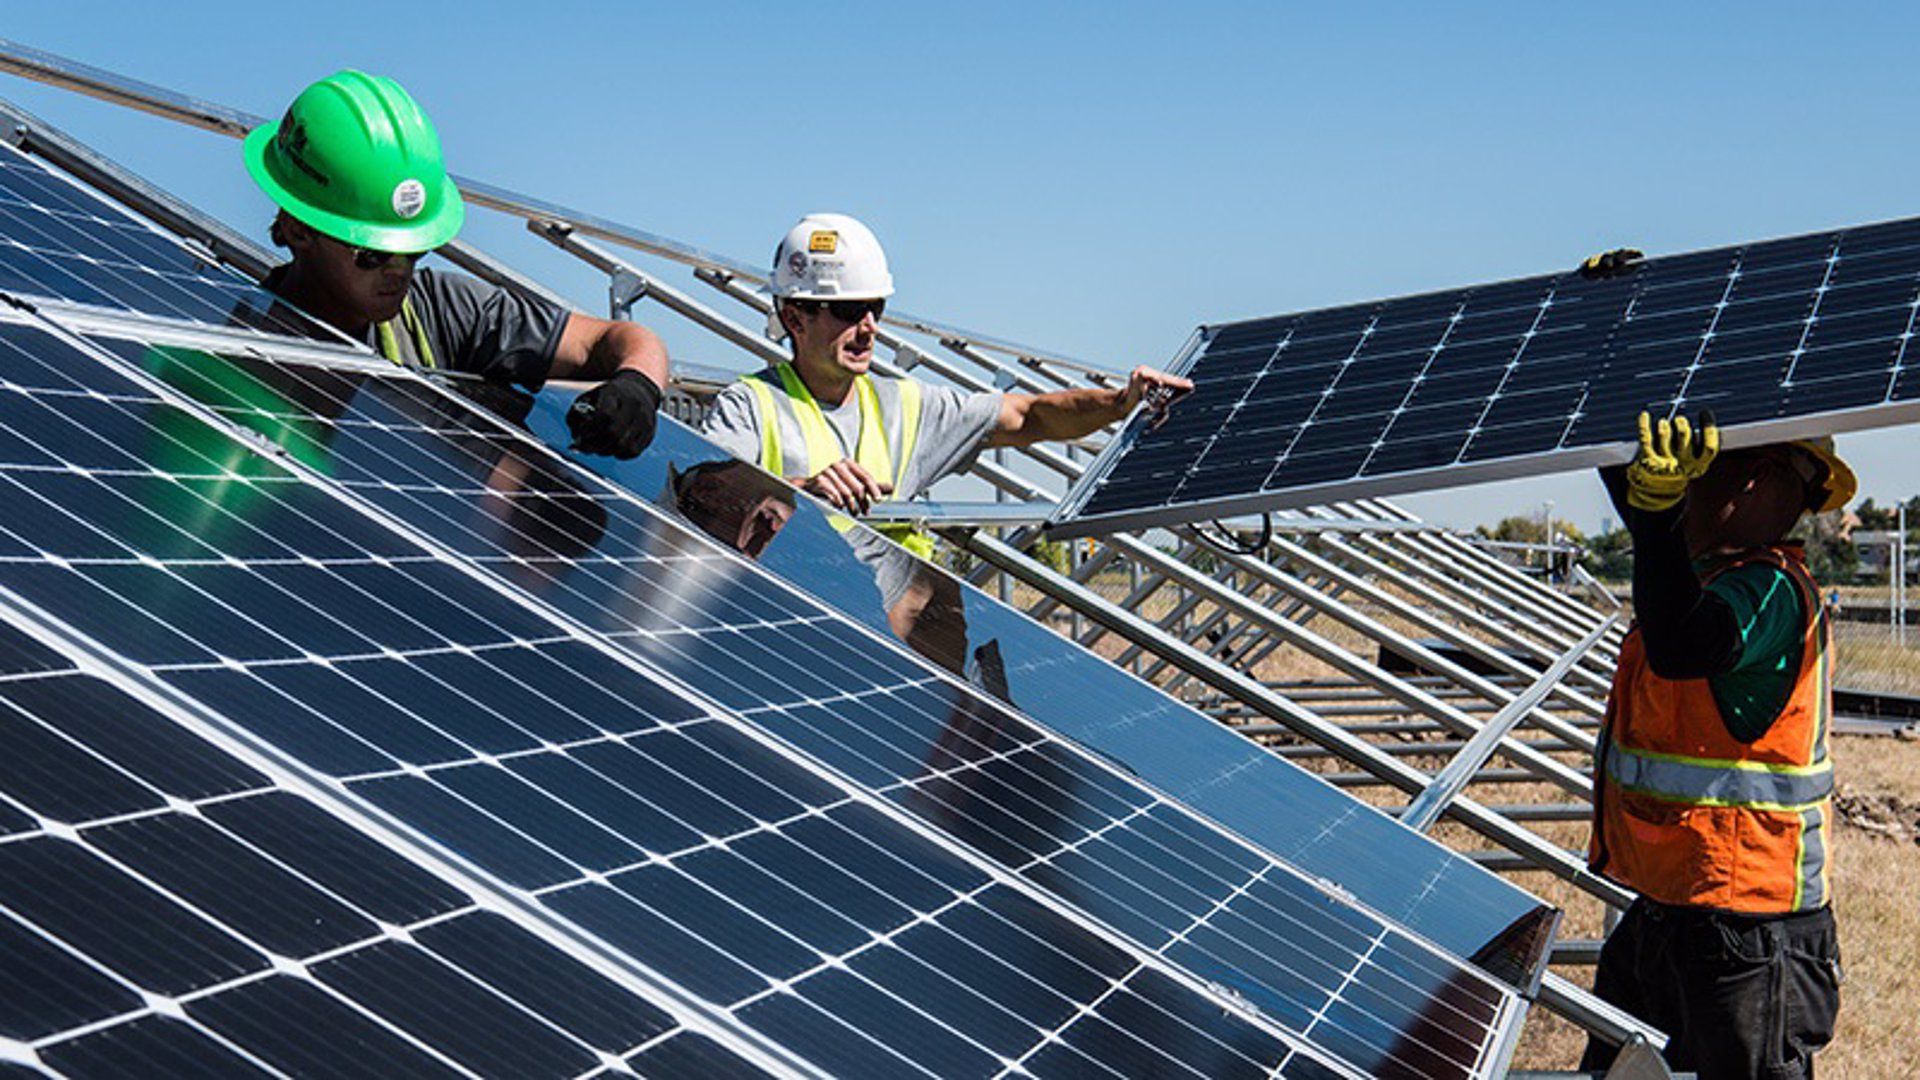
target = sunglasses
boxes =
[350,245,429,271]
[793,297,886,323]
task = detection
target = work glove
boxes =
[566,370,663,459]
[1578,248,1644,280]
[1624,409,1718,512]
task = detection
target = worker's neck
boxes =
[276,261,372,339]
[791,354,855,407]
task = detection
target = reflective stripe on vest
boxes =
[1599,736,1834,810]
[374,296,436,369]
[741,365,934,558]
[1590,544,1834,913]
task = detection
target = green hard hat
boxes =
[243,70,464,253]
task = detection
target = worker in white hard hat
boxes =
[700,213,1193,549]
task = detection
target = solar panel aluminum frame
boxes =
[24,305,1530,1078]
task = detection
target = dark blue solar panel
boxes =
[1061,217,1920,532]
[0,656,703,1078]
[0,143,316,337]
[0,315,1369,1077]
[95,337,1527,1077]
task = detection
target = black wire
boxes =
[1192,514,1273,557]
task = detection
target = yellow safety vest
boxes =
[742,363,937,559]
[374,296,436,369]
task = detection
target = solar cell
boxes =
[64,320,1526,1077]
[0,312,1406,1078]
[0,142,318,338]
[1053,218,1920,535]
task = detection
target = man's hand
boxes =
[1118,366,1194,429]
[800,459,892,515]
[1579,248,1644,280]
[566,370,663,459]
[1625,409,1718,512]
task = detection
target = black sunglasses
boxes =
[793,297,886,323]
[349,245,429,271]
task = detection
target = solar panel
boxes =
[0,308,1517,1079]
[1052,218,1920,536]
[0,141,319,339]
[526,400,1561,992]
[68,321,1526,1078]
[0,621,760,1078]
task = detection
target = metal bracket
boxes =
[610,267,649,321]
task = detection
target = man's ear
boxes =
[778,302,803,339]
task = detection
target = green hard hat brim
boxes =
[244,120,464,253]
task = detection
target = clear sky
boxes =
[5,3,1918,531]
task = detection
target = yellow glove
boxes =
[1625,410,1719,512]
[1579,248,1644,279]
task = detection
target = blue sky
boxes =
[5,3,1918,530]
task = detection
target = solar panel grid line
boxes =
[15,311,1374,1068]
[82,317,1528,1068]
[0,651,770,1079]
[1355,300,1469,478]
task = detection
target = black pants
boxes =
[1581,899,1842,1080]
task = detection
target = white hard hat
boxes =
[770,212,894,301]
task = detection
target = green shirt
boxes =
[1703,562,1806,742]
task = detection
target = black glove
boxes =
[1578,247,1644,280]
[566,370,662,459]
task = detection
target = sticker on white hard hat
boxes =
[391,178,427,220]
[808,230,839,254]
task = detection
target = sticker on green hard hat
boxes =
[243,70,464,252]
[392,179,427,220]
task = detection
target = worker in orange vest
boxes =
[1583,411,1853,1079]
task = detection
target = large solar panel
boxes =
[0,303,1531,1076]
[75,316,1526,1076]
[0,140,320,338]
[1053,218,1920,535]
[0,119,1566,1074]
[0,312,1391,1077]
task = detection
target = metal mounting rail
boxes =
[0,36,1111,375]
[1401,612,1619,832]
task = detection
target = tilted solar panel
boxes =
[0,140,319,339]
[74,316,1523,1077]
[0,622,761,1077]
[0,309,1382,1068]
[1052,218,1920,535]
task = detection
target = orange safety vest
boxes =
[1589,543,1834,914]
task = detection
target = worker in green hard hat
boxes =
[242,69,667,458]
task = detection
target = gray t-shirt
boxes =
[260,265,568,389]
[701,371,1003,499]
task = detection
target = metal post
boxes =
[1402,613,1618,832]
